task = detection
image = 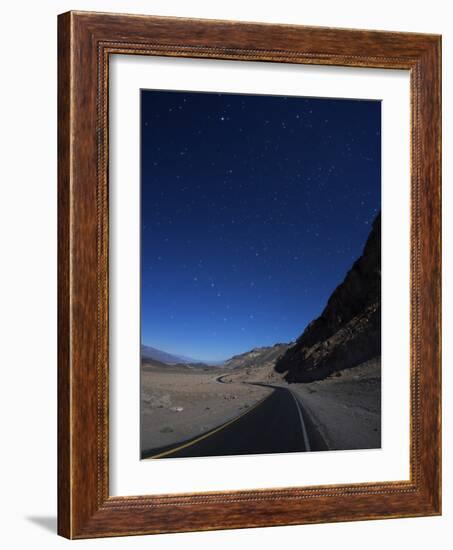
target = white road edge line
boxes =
[288,390,311,452]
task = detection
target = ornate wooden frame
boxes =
[58,11,441,539]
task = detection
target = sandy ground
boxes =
[141,362,270,452]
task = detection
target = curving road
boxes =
[142,376,327,459]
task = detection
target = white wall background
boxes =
[0,1,450,548]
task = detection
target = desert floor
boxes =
[140,362,271,453]
[141,357,381,455]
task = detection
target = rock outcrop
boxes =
[275,214,381,382]
[224,343,291,371]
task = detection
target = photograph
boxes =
[140,89,382,459]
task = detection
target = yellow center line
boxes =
[144,390,273,459]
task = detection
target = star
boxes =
[140,89,380,360]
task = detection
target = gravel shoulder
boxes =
[287,358,381,450]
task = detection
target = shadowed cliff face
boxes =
[275,214,381,383]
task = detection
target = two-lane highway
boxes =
[143,376,326,459]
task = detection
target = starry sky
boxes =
[141,90,381,362]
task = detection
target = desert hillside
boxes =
[224,343,291,370]
[275,214,380,382]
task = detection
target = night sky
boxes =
[141,90,381,362]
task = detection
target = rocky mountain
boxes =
[275,214,381,382]
[224,343,291,371]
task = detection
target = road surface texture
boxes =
[142,383,327,459]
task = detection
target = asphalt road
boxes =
[142,381,325,459]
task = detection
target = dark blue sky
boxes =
[141,90,380,361]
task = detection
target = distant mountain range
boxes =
[140,342,292,369]
[140,344,224,366]
[141,345,201,365]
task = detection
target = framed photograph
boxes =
[58,11,441,538]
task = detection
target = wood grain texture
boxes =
[57,10,441,539]
[57,11,72,538]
